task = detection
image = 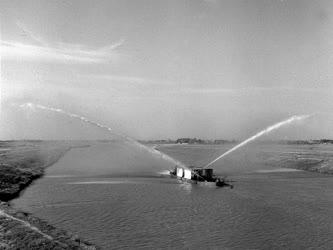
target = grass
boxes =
[0,141,70,201]
[0,140,98,249]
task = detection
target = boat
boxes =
[169,166,233,188]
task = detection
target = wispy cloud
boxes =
[0,40,124,64]
[15,20,47,46]
[98,39,125,51]
[163,85,331,95]
[0,20,125,64]
[82,74,166,85]
[202,0,218,4]
[81,74,329,95]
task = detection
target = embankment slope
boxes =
[0,140,97,249]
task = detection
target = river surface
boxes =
[13,142,333,249]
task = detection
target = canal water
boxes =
[12,142,333,249]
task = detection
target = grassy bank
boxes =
[0,141,71,201]
[263,144,333,175]
[0,140,98,249]
[158,143,333,175]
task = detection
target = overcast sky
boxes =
[1,0,333,140]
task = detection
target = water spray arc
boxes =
[19,103,186,168]
[203,114,311,168]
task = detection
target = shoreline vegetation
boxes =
[140,138,333,145]
[0,141,97,249]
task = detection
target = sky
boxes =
[1,0,333,140]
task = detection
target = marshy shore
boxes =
[0,140,97,249]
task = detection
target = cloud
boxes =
[0,39,124,64]
[98,39,125,51]
[82,74,163,85]
[3,20,124,64]
[80,74,330,96]
[202,0,218,4]
[15,20,47,46]
[162,86,332,96]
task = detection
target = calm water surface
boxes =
[13,142,333,249]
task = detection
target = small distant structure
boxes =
[176,138,205,144]
[214,139,229,144]
[176,138,191,144]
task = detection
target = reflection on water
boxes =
[178,181,193,194]
[67,180,134,185]
[255,168,302,173]
[12,142,333,249]
[46,175,76,178]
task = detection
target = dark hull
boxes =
[170,173,233,188]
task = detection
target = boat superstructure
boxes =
[170,166,233,188]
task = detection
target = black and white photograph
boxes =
[0,0,333,249]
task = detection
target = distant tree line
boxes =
[141,138,236,144]
[281,139,333,145]
[140,138,333,145]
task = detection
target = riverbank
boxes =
[157,143,333,175]
[0,140,98,249]
[263,144,333,175]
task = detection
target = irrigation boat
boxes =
[170,166,233,188]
